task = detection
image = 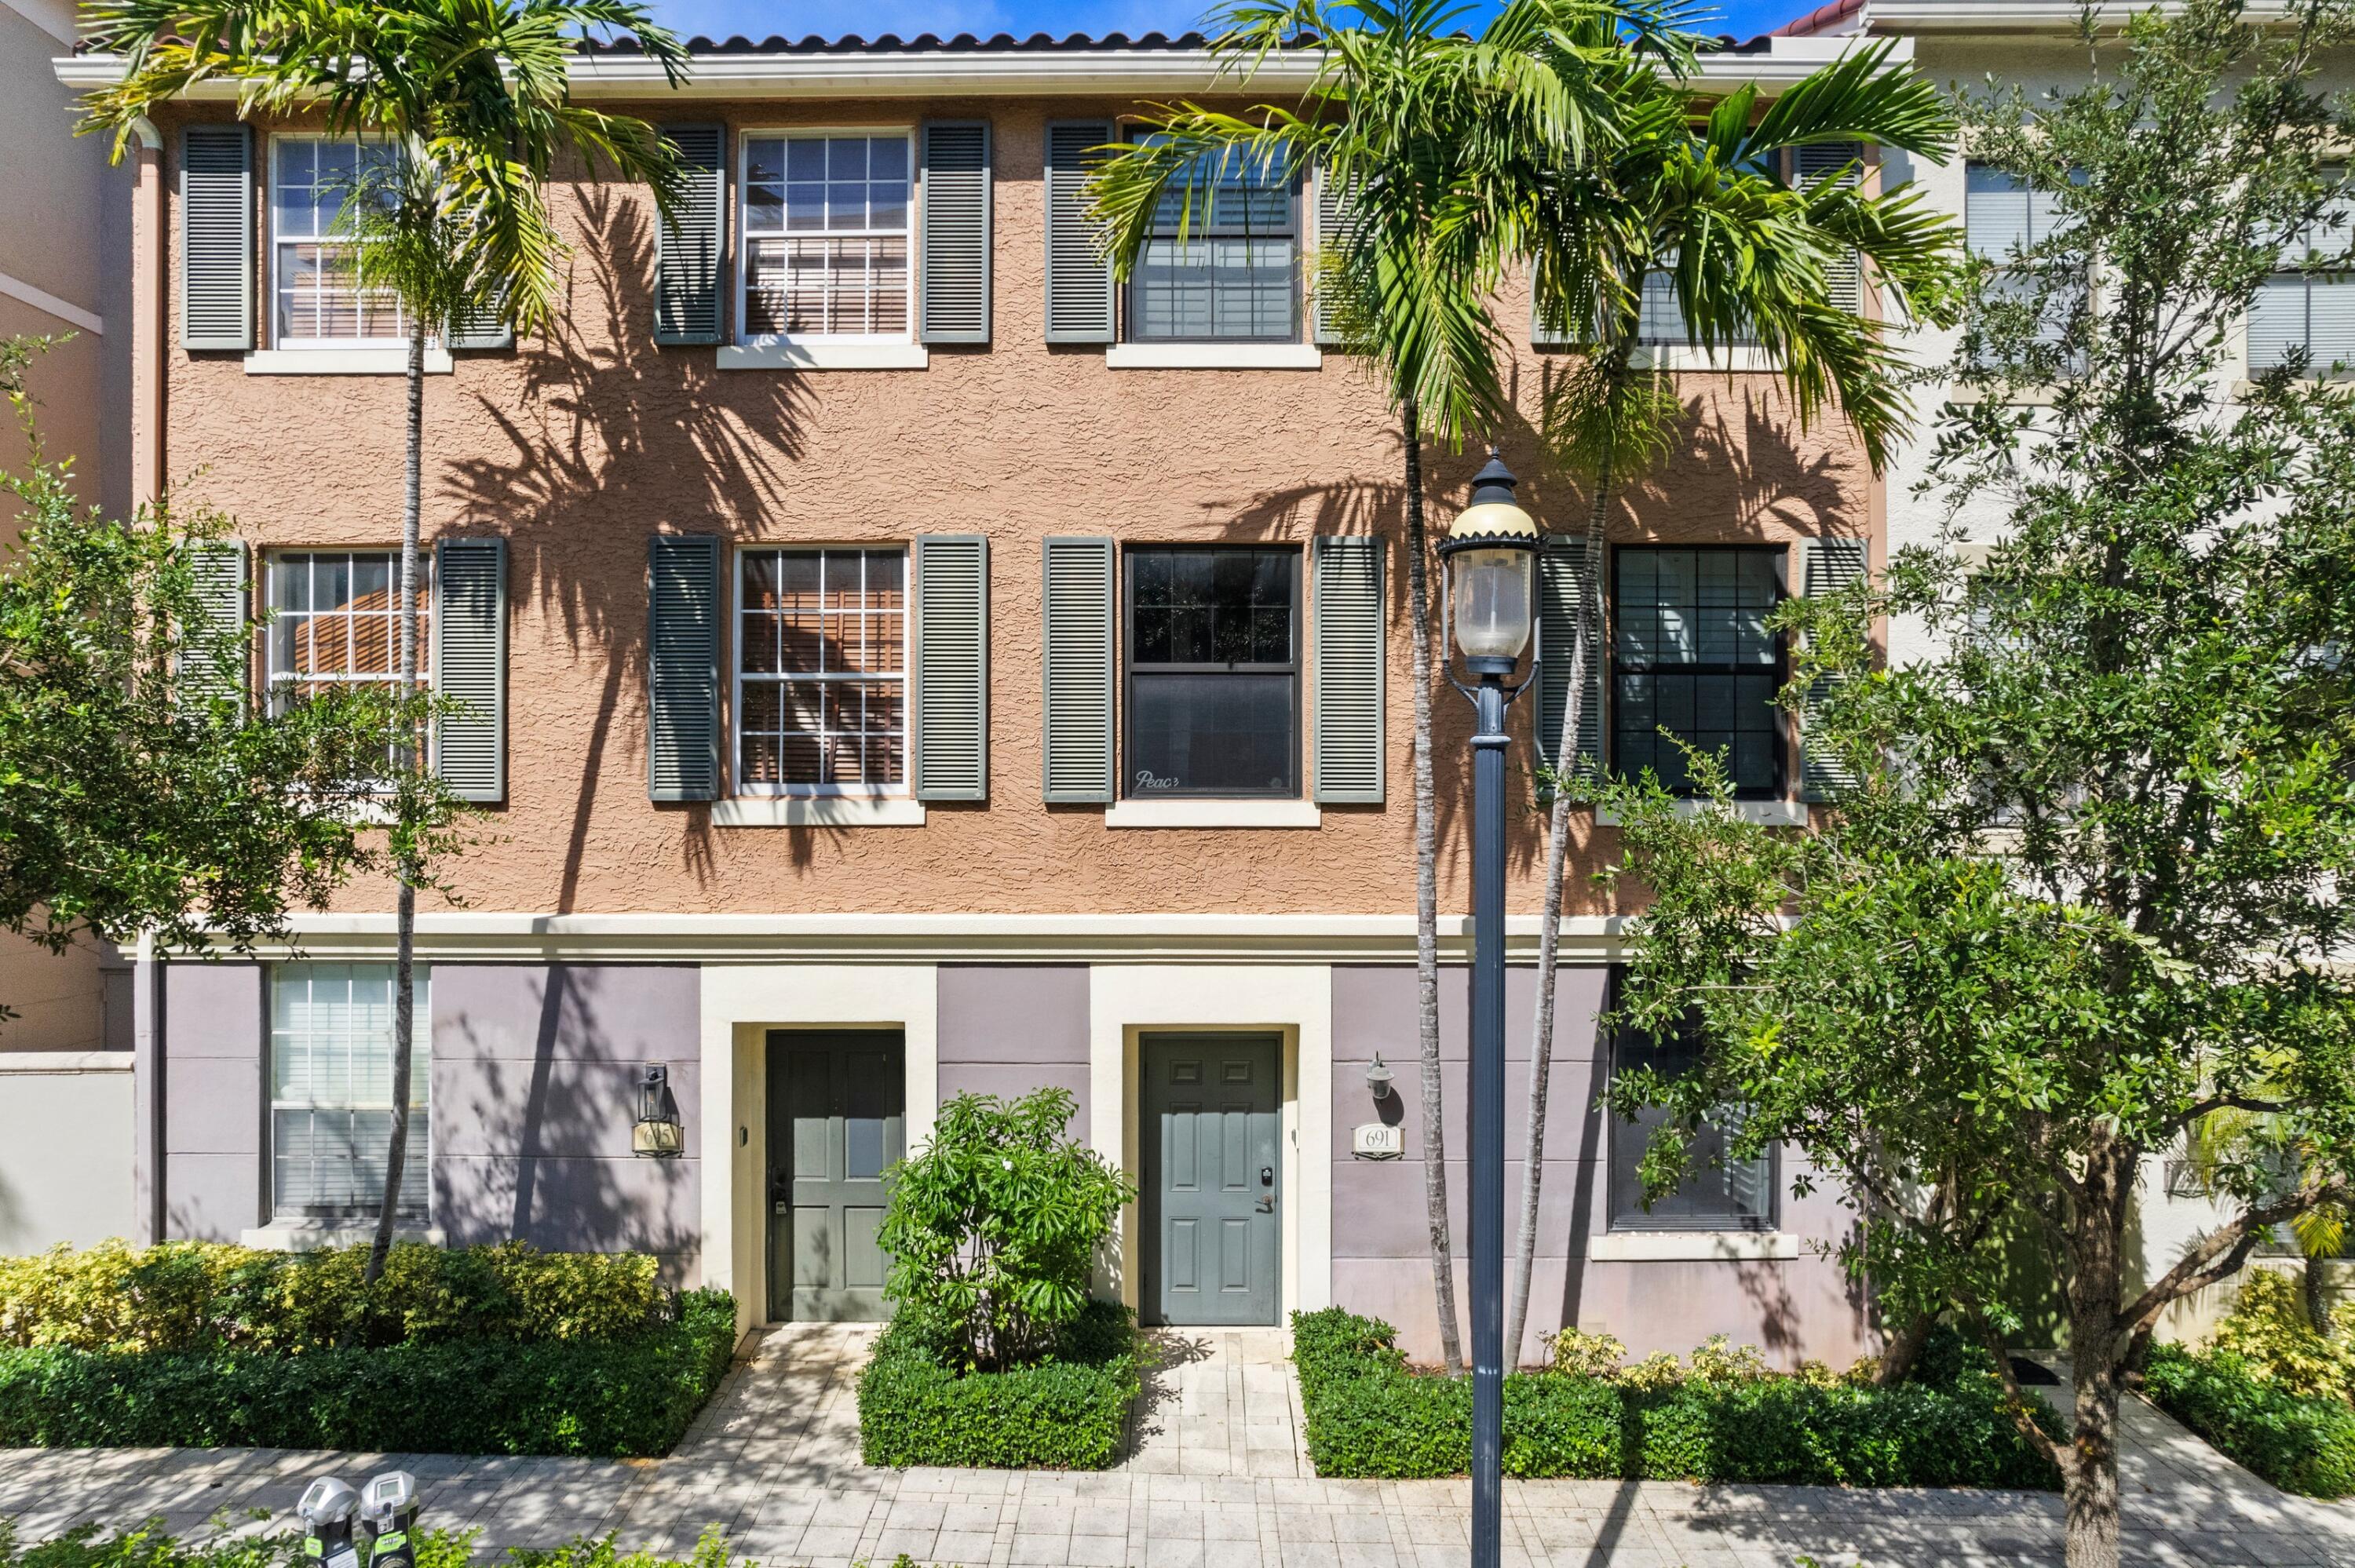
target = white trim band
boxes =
[0,268,104,335]
[1105,342,1323,370]
[1104,799,1323,829]
[1595,799,1809,828]
[0,1051,133,1074]
[711,797,929,828]
[245,348,454,375]
[1587,1231,1803,1262]
[716,341,929,371]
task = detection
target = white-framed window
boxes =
[271,137,411,348]
[1124,140,1299,344]
[264,550,428,709]
[738,132,914,344]
[1605,970,1774,1233]
[736,546,907,794]
[2250,180,2355,373]
[268,962,431,1222]
[1963,161,2080,359]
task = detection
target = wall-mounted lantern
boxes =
[633,1065,685,1158]
[1364,1052,1397,1100]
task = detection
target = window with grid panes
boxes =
[269,963,429,1221]
[739,135,912,341]
[1612,547,1784,797]
[1126,547,1299,797]
[737,548,907,793]
[1126,140,1298,342]
[272,139,411,347]
[266,551,426,706]
[1605,970,1774,1231]
[2250,180,2355,372]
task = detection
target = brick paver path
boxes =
[2,1324,2351,1567]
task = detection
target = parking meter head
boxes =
[360,1471,419,1528]
[298,1479,360,1528]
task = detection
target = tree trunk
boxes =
[366,318,427,1289]
[2062,1318,2124,1568]
[2305,1253,2331,1330]
[1874,1310,1935,1387]
[1404,396,1462,1372]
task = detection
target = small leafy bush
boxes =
[2145,1342,2355,1497]
[0,1289,736,1458]
[876,1088,1134,1370]
[0,1240,665,1353]
[506,1528,739,1568]
[2207,1268,2355,1402]
[0,1521,479,1568]
[1292,1307,2060,1488]
[857,1297,1138,1469]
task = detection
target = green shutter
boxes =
[432,538,506,802]
[920,122,991,345]
[648,534,720,801]
[1311,534,1385,803]
[1797,535,1868,802]
[1043,122,1114,345]
[1041,536,1115,802]
[1793,143,1865,315]
[182,539,249,709]
[913,534,989,800]
[655,126,725,347]
[181,126,252,352]
[1536,533,1605,782]
[447,286,513,351]
[1312,162,1360,348]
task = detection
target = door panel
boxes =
[1141,1032,1280,1326]
[767,1030,905,1322]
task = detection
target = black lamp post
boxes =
[1436,450,1541,1568]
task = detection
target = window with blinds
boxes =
[272,139,411,348]
[2250,184,2355,373]
[1126,141,1298,343]
[737,547,907,793]
[269,963,430,1222]
[1964,162,2080,359]
[740,134,913,341]
[1634,267,1760,348]
[1606,972,1774,1232]
[1612,546,1785,799]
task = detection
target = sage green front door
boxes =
[1141,1033,1281,1326]
[766,1030,904,1322]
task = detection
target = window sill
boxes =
[1594,799,1807,828]
[712,797,928,828]
[1945,382,2063,407]
[244,348,453,376]
[1588,1231,1800,1263]
[1103,798,1323,829]
[242,1222,446,1252]
[1105,342,1323,370]
[1629,345,1780,374]
[717,341,929,371]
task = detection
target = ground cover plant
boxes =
[0,1242,733,1457]
[2139,1267,2355,1497]
[857,1088,1139,1468]
[1291,1307,2061,1486]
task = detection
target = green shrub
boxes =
[876,1088,1134,1371]
[2207,1268,2355,1402]
[1291,1307,2061,1488]
[857,1297,1137,1469]
[0,1519,480,1568]
[0,1240,665,1353]
[2144,1342,2355,1497]
[0,1289,736,1458]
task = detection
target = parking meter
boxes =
[360,1471,421,1568]
[297,1479,362,1568]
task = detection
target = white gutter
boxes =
[1838,0,2303,33]
[52,33,1903,101]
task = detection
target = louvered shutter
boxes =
[1531,276,1578,350]
[1041,536,1115,802]
[913,534,989,800]
[655,126,725,346]
[183,539,249,709]
[1312,161,1359,348]
[1794,142,1865,315]
[1536,534,1605,783]
[1310,535,1385,802]
[181,125,252,352]
[1044,122,1115,345]
[432,538,506,802]
[1797,536,1868,802]
[447,286,513,351]
[919,122,991,345]
[647,534,720,801]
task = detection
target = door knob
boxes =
[1257,1165,1276,1212]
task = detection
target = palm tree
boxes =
[1093,0,1694,1368]
[86,0,690,1284]
[1507,41,1962,1365]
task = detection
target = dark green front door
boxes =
[1141,1032,1281,1326]
[766,1030,904,1322]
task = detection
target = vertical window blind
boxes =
[270,963,431,1222]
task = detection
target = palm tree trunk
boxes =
[1404,395,1463,1372]
[367,316,427,1289]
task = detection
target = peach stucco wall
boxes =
[151,97,1871,921]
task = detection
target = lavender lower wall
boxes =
[936,965,1090,1141]
[1328,964,1869,1369]
[161,962,263,1242]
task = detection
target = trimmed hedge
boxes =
[858,1299,1138,1469]
[2144,1343,2355,1498]
[1292,1307,2061,1488]
[0,1288,736,1458]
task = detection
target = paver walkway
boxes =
[2,1325,2350,1568]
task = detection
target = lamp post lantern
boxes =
[1436,450,1541,1568]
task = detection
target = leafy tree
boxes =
[1598,3,2355,1563]
[0,336,459,1015]
[84,0,691,1284]
[1511,39,1962,1366]
[876,1088,1134,1372]
[1090,0,1696,1370]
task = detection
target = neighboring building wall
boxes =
[0,1052,135,1251]
[937,965,1090,1143]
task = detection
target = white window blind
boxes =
[741,135,913,341]
[2250,187,2355,372]
[1128,141,1298,343]
[270,963,430,1221]
[272,139,411,348]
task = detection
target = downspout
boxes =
[127,115,162,507]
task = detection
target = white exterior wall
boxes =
[0,1052,137,1253]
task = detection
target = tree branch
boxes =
[1962,1300,2069,1475]
[2117,1180,2354,1337]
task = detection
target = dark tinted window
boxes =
[1607,983,1775,1231]
[1126,548,1298,797]
[1612,546,1784,797]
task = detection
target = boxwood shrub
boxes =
[2143,1342,2355,1498]
[1291,1307,2060,1488]
[0,1287,736,1459]
[858,1299,1139,1470]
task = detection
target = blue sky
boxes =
[641,0,1800,46]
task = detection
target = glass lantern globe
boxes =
[1440,453,1541,667]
